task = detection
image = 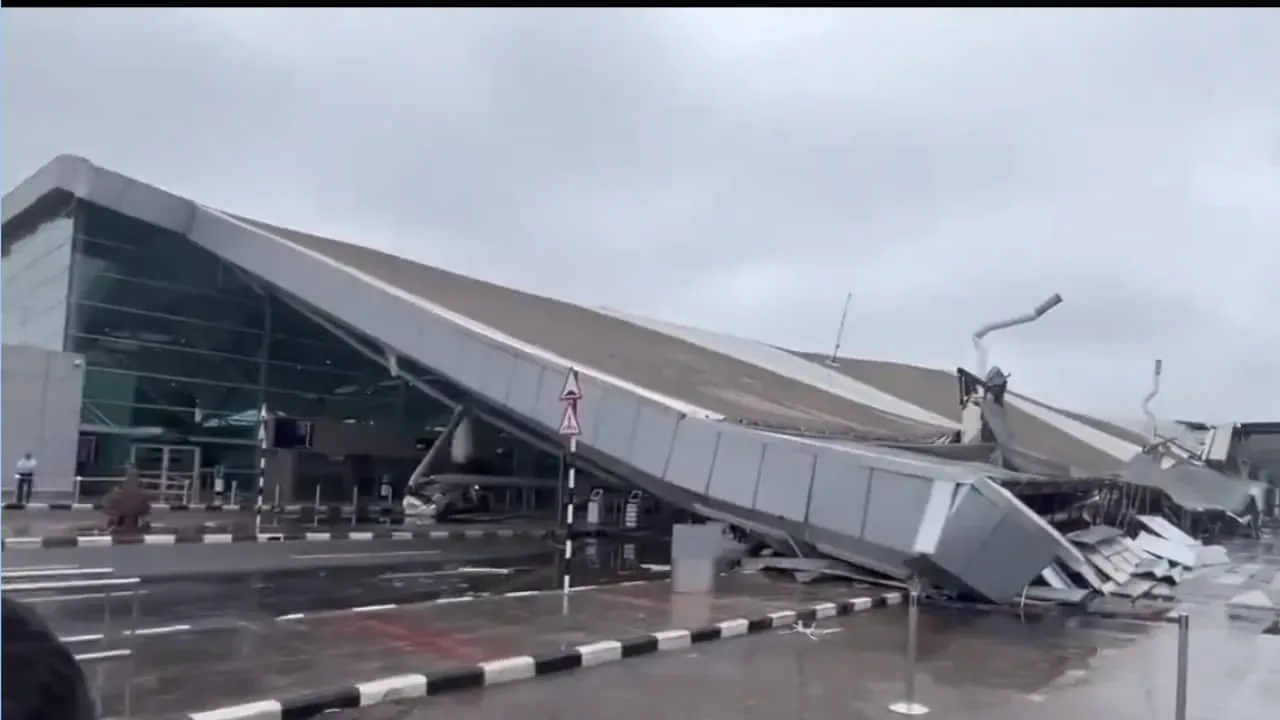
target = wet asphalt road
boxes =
[2,537,542,578]
[8,537,671,637]
[336,534,1280,720]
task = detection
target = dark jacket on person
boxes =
[105,476,151,531]
[2,596,98,720]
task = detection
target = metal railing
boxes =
[72,475,192,506]
[2,568,144,714]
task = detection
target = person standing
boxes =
[14,452,37,505]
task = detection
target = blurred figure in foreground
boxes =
[104,466,151,533]
[2,596,98,719]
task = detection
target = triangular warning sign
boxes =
[559,368,583,402]
[558,366,583,399]
[558,403,582,436]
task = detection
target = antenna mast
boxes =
[827,292,853,366]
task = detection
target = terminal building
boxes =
[3,155,1275,601]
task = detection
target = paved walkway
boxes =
[83,574,888,718]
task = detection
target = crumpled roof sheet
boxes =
[1120,453,1254,513]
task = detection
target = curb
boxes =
[183,590,906,720]
[2,503,398,514]
[2,527,553,549]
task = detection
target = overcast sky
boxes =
[3,9,1277,422]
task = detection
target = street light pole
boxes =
[972,293,1063,377]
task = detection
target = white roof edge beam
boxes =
[1005,395,1143,462]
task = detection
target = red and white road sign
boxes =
[558,402,582,437]
[559,368,583,402]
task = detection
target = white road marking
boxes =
[25,590,149,604]
[1,568,114,579]
[289,550,442,560]
[74,649,131,662]
[2,564,80,572]
[378,566,519,580]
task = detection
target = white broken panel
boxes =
[1136,515,1200,547]
[1227,589,1275,611]
[1112,577,1158,598]
[1134,531,1198,568]
[1081,547,1131,585]
[1196,545,1231,567]
[1040,563,1076,590]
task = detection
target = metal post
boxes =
[889,578,930,715]
[351,484,358,529]
[255,404,268,534]
[73,476,82,505]
[213,465,225,508]
[1174,613,1190,720]
[312,484,322,528]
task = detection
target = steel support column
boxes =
[407,406,469,490]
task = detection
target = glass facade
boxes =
[65,203,431,489]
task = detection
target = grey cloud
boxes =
[3,8,1277,420]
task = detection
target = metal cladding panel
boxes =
[753,443,817,522]
[402,317,470,384]
[532,365,568,429]
[664,418,722,494]
[505,356,545,416]
[0,346,83,494]
[481,347,515,406]
[594,387,641,459]
[807,526,912,578]
[931,485,1003,575]
[806,449,873,537]
[862,469,935,554]
[966,511,1062,600]
[81,167,195,235]
[4,155,85,224]
[573,374,607,446]
[3,155,192,234]
[706,427,766,509]
[629,404,682,478]
[935,479,1063,600]
[455,337,490,392]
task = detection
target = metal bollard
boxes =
[312,485,322,528]
[1174,613,1189,720]
[351,485,359,528]
[888,578,930,716]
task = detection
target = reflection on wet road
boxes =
[15,528,1280,719]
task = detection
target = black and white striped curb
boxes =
[2,526,553,549]
[2,502,399,514]
[184,590,906,720]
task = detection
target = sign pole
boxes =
[255,403,268,535]
[557,368,584,596]
[564,425,577,594]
